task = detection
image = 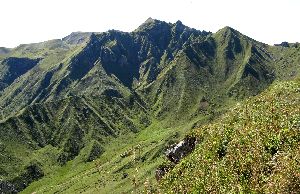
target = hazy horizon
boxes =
[1,0,299,48]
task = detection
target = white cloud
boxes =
[0,0,299,47]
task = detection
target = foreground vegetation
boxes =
[160,80,300,193]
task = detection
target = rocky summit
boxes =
[0,19,299,193]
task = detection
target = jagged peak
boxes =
[134,18,203,37]
[274,41,290,47]
[173,20,187,30]
[172,20,190,32]
[213,26,248,43]
[144,17,156,23]
[85,33,99,44]
[175,20,183,25]
[62,32,93,45]
[0,47,11,55]
[216,26,239,35]
[214,26,264,46]
[134,17,170,32]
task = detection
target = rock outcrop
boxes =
[165,136,197,164]
[0,181,18,194]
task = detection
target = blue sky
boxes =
[1,0,299,47]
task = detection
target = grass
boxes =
[21,118,194,193]
[160,79,300,193]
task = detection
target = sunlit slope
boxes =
[160,79,300,193]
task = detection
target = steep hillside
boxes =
[0,36,91,118]
[160,79,300,193]
[140,26,275,123]
[0,93,150,192]
[0,57,41,91]
[268,44,300,80]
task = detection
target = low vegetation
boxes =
[160,80,300,193]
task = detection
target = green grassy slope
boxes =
[21,120,177,194]
[0,57,41,91]
[139,26,275,124]
[268,44,300,80]
[0,93,151,192]
[0,36,90,118]
[160,79,300,193]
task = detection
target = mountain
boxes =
[0,18,299,193]
[0,47,11,55]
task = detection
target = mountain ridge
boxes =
[0,19,300,193]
